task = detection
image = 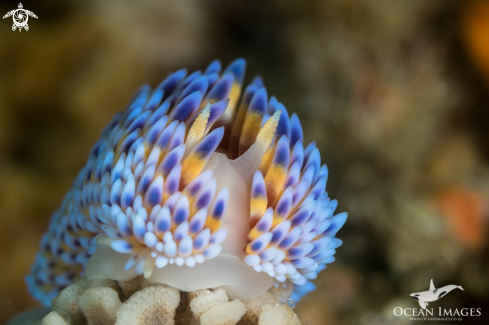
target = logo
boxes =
[392,279,482,322]
[2,3,38,32]
[410,279,464,309]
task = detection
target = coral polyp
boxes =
[26,59,347,307]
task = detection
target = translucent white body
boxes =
[86,151,274,300]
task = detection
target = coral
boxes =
[36,276,301,325]
[257,304,300,325]
[117,276,152,299]
[239,291,276,324]
[41,311,69,325]
[49,277,121,325]
[52,277,91,324]
[115,284,180,325]
[239,291,300,325]
[189,289,228,321]
[77,287,121,325]
[199,300,246,325]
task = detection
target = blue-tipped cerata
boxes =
[27,58,347,307]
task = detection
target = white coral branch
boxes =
[35,276,302,325]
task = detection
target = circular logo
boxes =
[13,9,28,27]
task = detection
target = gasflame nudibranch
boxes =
[26,59,347,307]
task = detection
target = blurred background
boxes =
[1,0,489,324]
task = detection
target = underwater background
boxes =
[1,0,488,324]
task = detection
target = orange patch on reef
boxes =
[433,186,488,248]
[462,0,489,87]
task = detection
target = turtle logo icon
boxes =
[2,3,38,32]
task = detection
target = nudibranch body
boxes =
[27,59,347,307]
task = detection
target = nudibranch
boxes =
[26,59,347,307]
